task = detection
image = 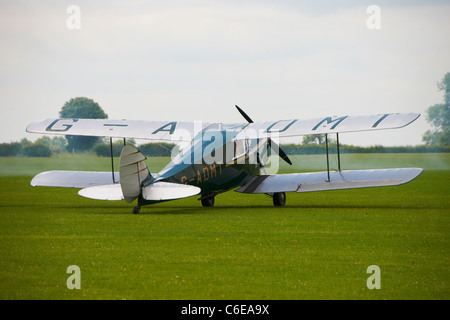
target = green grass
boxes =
[1,152,448,177]
[0,153,170,177]
[0,153,449,299]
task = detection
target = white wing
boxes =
[233,113,420,140]
[27,113,419,141]
[142,182,201,201]
[78,184,124,201]
[26,118,212,142]
[77,181,200,201]
[235,168,423,193]
[31,170,118,188]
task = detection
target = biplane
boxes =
[26,106,423,213]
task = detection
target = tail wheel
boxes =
[132,196,143,214]
[201,196,215,207]
[273,192,286,207]
[132,206,141,214]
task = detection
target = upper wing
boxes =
[27,113,419,141]
[26,118,213,141]
[233,113,420,139]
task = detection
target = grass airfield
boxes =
[0,153,449,299]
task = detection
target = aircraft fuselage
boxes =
[141,125,268,205]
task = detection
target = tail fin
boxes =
[119,145,152,203]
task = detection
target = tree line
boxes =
[2,72,449,157]
[0,137,177,157]
[0,137,63,157]
[89,140,450,157]
[279,143,450,155]
[93,141,175,157]
[2,138,449,158]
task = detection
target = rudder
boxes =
[119,145,152,203]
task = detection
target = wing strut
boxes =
[325,133,342,182]
[336,133,341,171]
[110,138,116,183]
[325,134,330,182]
[109,138,128,184]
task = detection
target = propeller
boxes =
[267,138,293,166]
[235,105,254,123]
[235,105,292,166]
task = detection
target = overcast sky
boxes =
[1,0,449,146]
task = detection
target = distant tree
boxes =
[302,134,326,145]
[0,142,21,157]
[139,143,175,157]
[20,138,32,148]
[94,141,124,157]
[10,142,22,155]
[35,136,67,153]
[51,136,68,153]
[23,143,52,157]
[60,97,108,152]
[423,73,450,146]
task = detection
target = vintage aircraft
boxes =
[26,106,423,213]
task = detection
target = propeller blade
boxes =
[268,138,293,166]
[235,105,254,123]
[256,153,268,175]
[235,105,292,165]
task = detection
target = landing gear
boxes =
[201,196,215,207]
[132,205,141,214]
[132,196,143,214]
[273,192,286,207]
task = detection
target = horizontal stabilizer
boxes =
[78,184,124,201]
[235,168,423,193]
[78,181,200,201]
[31,170,118,188]
[142,182,201,201]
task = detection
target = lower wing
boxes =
[31,170,118,188]
[30,170,200,201]
[235,168,423,193]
